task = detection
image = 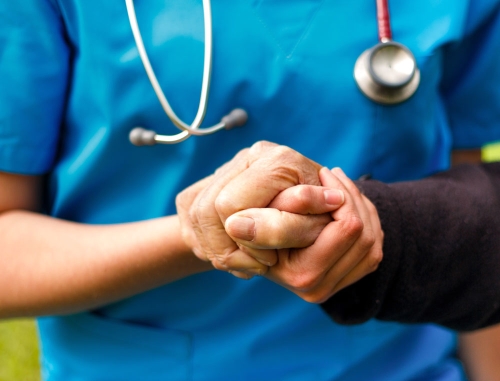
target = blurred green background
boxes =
[1,143,500,381]
[0,319,40,381]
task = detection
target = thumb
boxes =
[225,208,332,249]
[269,181,344,215]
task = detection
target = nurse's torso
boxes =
[39,0,475,380]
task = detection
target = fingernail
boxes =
[255,258,272,267]
[229,270,253,280]
[245,268,264,277]
[333,167,346,177]
[324,189,344,206]
[226,216,255,241]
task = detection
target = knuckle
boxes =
[343,215,364,239]
[266,211,289,248]
[293,186,314,212]
[188,206,199,225]
[215,246,238,264]
[348,182,362,198]
[301,290,330,304]
[249,141,274,155]
[214,191,236,218]
[211,259,228,271]
[367,247,383,272]
[273,144,293,156]
[214,163,229,176]
[232,147,250,162]
[289,272,319,291]
[269,145,299,165]
[194,198,212,222]
[360,229,376,250]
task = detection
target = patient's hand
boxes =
[226,168,384,302]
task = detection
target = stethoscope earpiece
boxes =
[126,0,248,145]
[129,108,248,146]
[129,128,156,146]
[127,0,420,147]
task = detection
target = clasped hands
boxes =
[176,142,383,303]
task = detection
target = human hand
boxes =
[176,141,343,279]
[225,167,383,302]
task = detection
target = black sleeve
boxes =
[321,162,500,331]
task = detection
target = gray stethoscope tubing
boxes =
[127,0,419,147]
[125,0,247,146]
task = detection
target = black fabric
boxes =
[321,162,500,331]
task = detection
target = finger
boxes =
[303,228,376,302]
[225,208,331,249]
[227,270,253,280]
[268,184,344,215]
[193,142,279,266]
[323,169,383,294]
[330,245,382,294]
[210,247,269,276]
[190,147,253,262]
[236,243,278,267]
[265,168,366,301]
[214,145,323,223]
[330,167,365,212]
[199,143,321,267]
[330,194,384,293]
[266,212,363,295]
[176,175,214,260]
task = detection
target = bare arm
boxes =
[0,172,211,319]
[460,324,500,381]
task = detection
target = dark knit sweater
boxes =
[321,162,500,331]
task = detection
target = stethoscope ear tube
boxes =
[129,109,248,146]
[126,0,248,145]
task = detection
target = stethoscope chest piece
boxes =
[354,41,420,105]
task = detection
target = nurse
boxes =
[1,1,500,381]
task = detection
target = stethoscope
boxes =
[126,0,420,146]
[354,0,420,105]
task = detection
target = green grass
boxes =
[0,319,40,381]
[482,141,500,163]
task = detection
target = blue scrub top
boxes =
[2,1,500,380]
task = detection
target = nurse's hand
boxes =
[226,167,384,302]
[176,141,342,278]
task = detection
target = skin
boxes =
[229,167,383,302]
[176,141,328,277]
[0,138,384,318]
[177,141,384,302]
[459,325,500,380]
[0,144,371,317]
[1,147,497,381]
[0,172,211,318]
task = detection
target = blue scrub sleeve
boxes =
[0,0,70,175]
[441,1,500,149]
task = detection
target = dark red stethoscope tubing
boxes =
[376,0,392,42]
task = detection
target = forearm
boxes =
[0,211,211,318]
[322,163,500,331]
[459,324,500,381]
